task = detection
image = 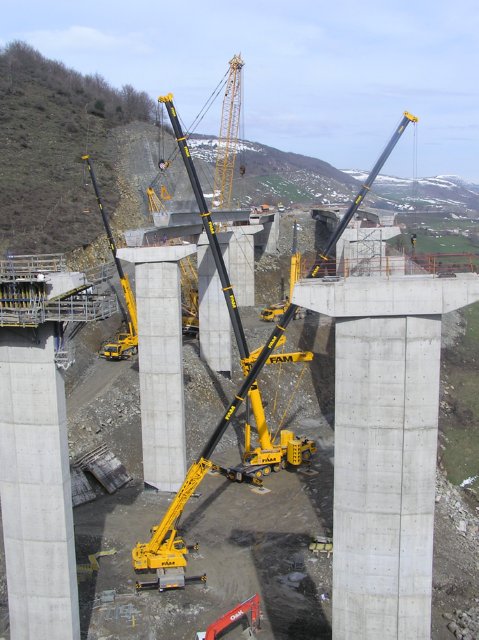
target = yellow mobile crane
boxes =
[132,103,418,589]
[260,219,305,322]
[82,155,139,360]
[157,94,316,481]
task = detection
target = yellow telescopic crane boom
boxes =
[212,54,244,210]
[160,93,316,478]
[202,111,419,454]
[132,101,417,580]
[82,155,138,358]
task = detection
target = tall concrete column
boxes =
[118,245,197,492]
[227,226,263,307]
[0,324,80,640]
[293,273,479,640]
[252,212,279,255]
[197,232,233,374]
[262,212,280,254]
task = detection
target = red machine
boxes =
[195,594,261,639]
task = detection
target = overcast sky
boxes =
[1,0,478,181]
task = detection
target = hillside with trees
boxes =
[0,41,156,255]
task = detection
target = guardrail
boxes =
[0,254,66,279]
[0,294,118,327]
[300,252,479,279]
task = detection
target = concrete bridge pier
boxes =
[197,231,233,375]
[0,325,80,640]
[118,245,197,491]
[227,225,263,307]
[335,225,402,276]
[293,273,479,640]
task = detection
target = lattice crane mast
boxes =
[212,54,244,210]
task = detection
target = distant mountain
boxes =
[189,135,479,217]
[3,41,478,259]
[188,135,360,208]
[342,170,479,216]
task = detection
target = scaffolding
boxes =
[0,254,118,328]
[0,253,66,279]
[301,251,479,280]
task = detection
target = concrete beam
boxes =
[46,272,89,299]
[293,273,479,317]
[118,245,196,491]
[152,208,251,228]
[253,211,279,254]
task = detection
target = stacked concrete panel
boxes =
[118,246,196,492]
[293,273,479,640]
[0,325,80,640]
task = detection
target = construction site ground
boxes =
[0,212,478,639]
[67,288,338,640]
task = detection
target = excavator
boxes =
[82,155,139,360]
[259,219,305,322]
[131,97,418,589]
[195,594,261,639]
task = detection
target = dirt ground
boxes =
[69,310,478,640]
[1,212,478,639]
[68,301,337,640]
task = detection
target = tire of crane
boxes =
[262,466,272,476]
[302,451,311,461]
[254,470,263,479]
[273,464,281,473]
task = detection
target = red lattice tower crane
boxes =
[212,54,244,210]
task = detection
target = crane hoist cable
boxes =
[156,70,230,172]
[275,363,308,435]
[183,69,230,136]
[148,73,230,210]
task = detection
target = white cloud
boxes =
[22,25,153,56]
[0,0,478,180]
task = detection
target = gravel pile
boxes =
[436,473,479,548]
[443,606,479,639]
